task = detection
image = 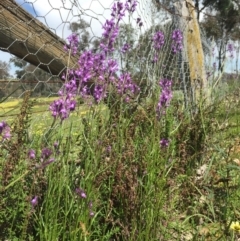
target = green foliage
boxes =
[0,91,36,240]
[0,60,10,79]
[1,78,240,240]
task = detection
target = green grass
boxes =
[0,97,106,142]
[0,82,240,240]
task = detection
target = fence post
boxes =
[176,0,210,106]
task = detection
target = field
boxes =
[0,79,240,240]
[0,97,106,139]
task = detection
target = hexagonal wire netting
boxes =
[0,0,211,127]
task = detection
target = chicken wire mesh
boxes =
[0,0,211,124]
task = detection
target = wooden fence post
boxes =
[176,0,210,105]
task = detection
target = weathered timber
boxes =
[0,0,78,77]
[175,0,210,103]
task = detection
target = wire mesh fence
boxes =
[0,0,237,121]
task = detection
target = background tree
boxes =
[10,57,53,81]
[10,57,61,96]
[68,18,102,53]
[0,60,10,79]
[153,0,240,74]
[69,19,90,51]
[201,0,240,72]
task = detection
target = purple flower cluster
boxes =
[50,1,140,120]
[156,79,172,119]
[125,0,137,13]
[76,188,87,199]
[152,31,165,62]
[75,188,95,217]
[49,74,78,120]
[41,160,55,169]
[101,1,138,54]
[171,29,183,54]
[101,0,139,54]
[101,19,119,54]
[153,31,165,51]
[89,201,94,217]
[121,43,130,53]
[64,33,79,55]
[160,138,169,148]
[49,96,76,121]
[0,121,11,141]
[227,43,234,58]
[29,150,55,209]
[30,147,55,169]
[31,196,38,208]
[112,73,140,101]
[111,1,126,19]
[28,149,36,159]
[28,145,56,169]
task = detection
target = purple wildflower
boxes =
[159,78,172,89]
[37,148,55,169]
[152,54,158,63]
[41,148,52,160]
[28,149,36,159]
[94,84,106,103]
[171,29,183,54]
[153,31,165,51]
[64,33,79,55]
[0,121,11,140]
[49,0,141,119]
[125,0,137,13]
[49,97,76,121]
[160,138,169,148]
[111,1,125,19]
[107,59,119,74]
[53,141,60,155]
[152,31,164,62]
[41,158,55,168]
[76,188,87,199]
[156,79,172,119]
[101,19,119,54]
[88,201,94,217]
[31,196,38,208]
[113,73,140,100]
[121,43,130,53]
[102,0,137,54]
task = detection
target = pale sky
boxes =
[15,0,152,38]
[0,0,238,76]
[1,0,152,76]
